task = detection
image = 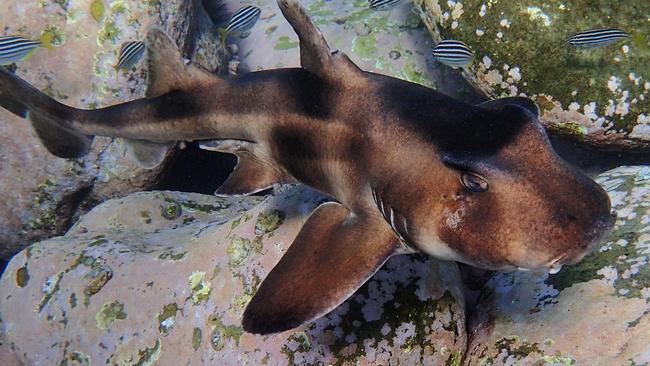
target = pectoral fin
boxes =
[242,202,401,334]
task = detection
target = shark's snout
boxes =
[559,205,616,266]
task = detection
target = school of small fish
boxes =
[0,2,633,75]
[114,41,145,72]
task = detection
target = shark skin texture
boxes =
[0,0,616,334]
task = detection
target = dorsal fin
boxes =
[145,26,218,98]
[277,0,364,86]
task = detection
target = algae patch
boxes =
[41,25,66,47]
[192,327,202,350]
[69,351,91,365]
[16,266,29,287]
[158,249,186,261]
[227,237,252,267]
[255,209,285,235]
[161,201,182,220]
[209,314,244,351]
[84,265,113,297]
[352,34,377,59]
[95,301,127,330]
[188,271,211,304]
[37,272,63,312]
[98,20,121,44]
[274,36,299,50]
[90,0,105,22]
[157,303,179,334]
[126,339,161,366]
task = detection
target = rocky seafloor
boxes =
[0,166,649,365]
[1,0,649,365]
[0,0,231,261]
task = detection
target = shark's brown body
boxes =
[0,0,615,334]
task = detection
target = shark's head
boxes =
[405,98,616,272]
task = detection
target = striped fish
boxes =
[369,0,407,11]
[568,28,630,48]
[114,41,145,71]
[431,40,474,68]
[0,36,42,66]
[225,6,262,34]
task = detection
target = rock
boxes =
[228,59,241,76]
[227,43,239,56]
[413,0,650,150]
[0,187,467,365]
[0,0,226,259]
[465,166,650,365]
[228,0,439,89]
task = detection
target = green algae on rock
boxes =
[95,300,127,330]
[157,303,180,334]
[413,0,650,147]
[90,0,105,22]
[188,271,212,305]
[192,327,202,351]
[254,209,285,235]
[83,264,113,297]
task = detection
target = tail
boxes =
[0,67,93,158]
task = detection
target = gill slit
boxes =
[371,187,417,253]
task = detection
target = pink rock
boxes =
[0,187,466,365]
[0,0,225,259]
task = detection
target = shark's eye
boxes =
[461,172,488,192]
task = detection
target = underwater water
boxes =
[0,0,648,365]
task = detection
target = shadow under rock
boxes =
[153,141,237,194]
[550,134,650,176]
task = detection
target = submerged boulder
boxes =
[0,0,226,259]
[0,186,466,365]
[227,0,439,89]
[465,166,650,365]
[413,0,650,149]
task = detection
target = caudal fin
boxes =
[0,67,94,158]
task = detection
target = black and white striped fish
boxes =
[225,5,262,33]
[431,40,474,68]
[114,41,145,71]
[568,28,630,48]
[0,36,42,66]
[369,0,407,11]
